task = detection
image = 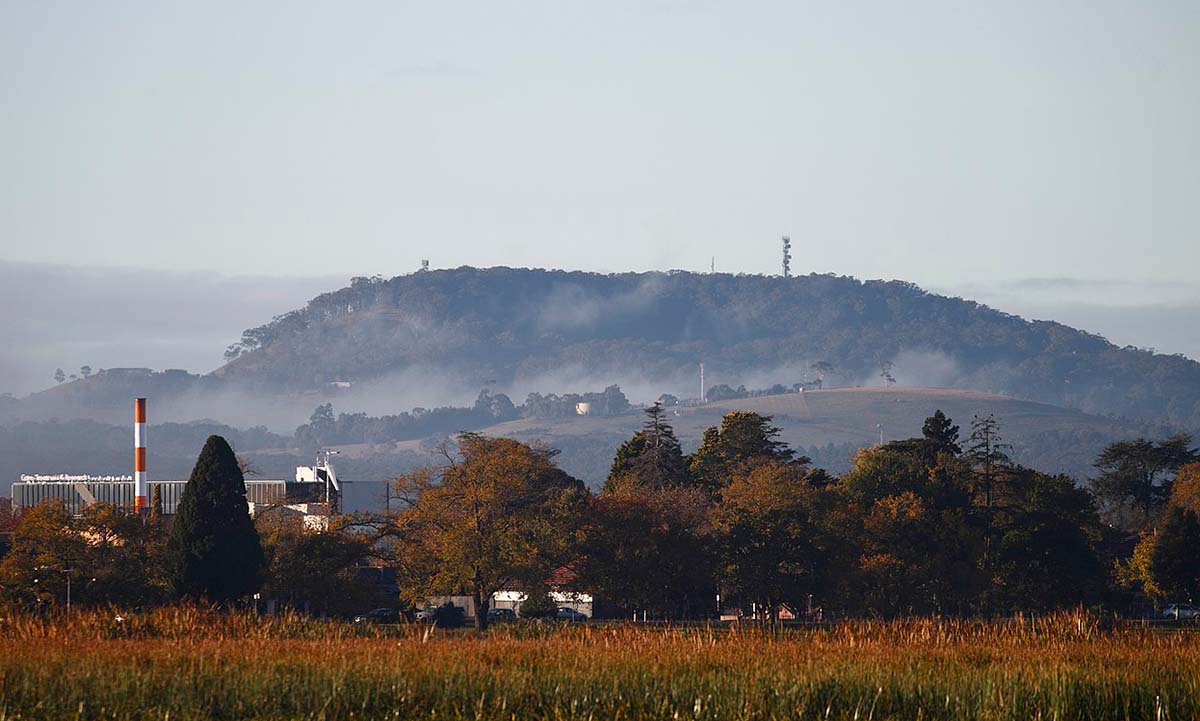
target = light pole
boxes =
[318,448,340,506]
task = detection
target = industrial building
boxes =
[10,475,325,517]
[8,398,341,522]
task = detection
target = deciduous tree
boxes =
[581,476,713,618]
[392,434,586,630]
[713,461,828,622]
[1091,435,1197,529]
[1148,506,1200,602]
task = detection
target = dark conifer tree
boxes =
[166,435,264,602]
[606,432,647,490]
[605,403,690,489]
[922,410,961,456]
[688,412,803,493]
[630,402,689,487]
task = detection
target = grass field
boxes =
[1,608,1197,720]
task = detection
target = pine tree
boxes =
[605,403,690,490]
[688,412,803,493]
[922,410,961,456]
[606,432,647,490]
[166,435,264,602]
[965,414,1011,511]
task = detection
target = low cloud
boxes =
[933,277,1200,362]
[0,262,341,397]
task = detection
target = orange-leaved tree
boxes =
[392,433,587,630]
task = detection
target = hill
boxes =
[217,268,1200,431]
[7,267,1200,438]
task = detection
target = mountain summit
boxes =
[216,267,1200,430]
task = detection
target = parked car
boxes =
[487,607,517,622]
[556,607,588,622]
[1161,604,1200,620]
[414,608,436,622]
[353,608,399,624]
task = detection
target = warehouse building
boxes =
[10,473,331,517]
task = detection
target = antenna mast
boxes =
[782,236,792,278]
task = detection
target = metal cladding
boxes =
[134,397,147,512]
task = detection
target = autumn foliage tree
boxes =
[713,461,832,621]
[0,502,167,609]
[256,511,375,615]
[581,476,713,618]
[393,434,587,630]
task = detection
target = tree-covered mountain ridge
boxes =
[218,267,1199,430]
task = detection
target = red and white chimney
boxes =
[134,397,147,512]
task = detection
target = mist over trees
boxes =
[220,268,1200,429]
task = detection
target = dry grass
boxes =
[1,608,1197,720]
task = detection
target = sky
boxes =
[1,1,1198,394]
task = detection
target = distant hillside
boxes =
[317,387,1166,488]
[216,267,1200,430]
[0,387,1168,499]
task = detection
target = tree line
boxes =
[2,409,1197,628]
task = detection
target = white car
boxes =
[1161,604,1200,620]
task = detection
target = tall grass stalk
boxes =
[1,608,1197,720]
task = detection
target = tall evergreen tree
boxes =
[964,414,1011,511]
[166,435,264,602]
[606,433,648,490]
[922,410,961,456]
[688,412,802,493]
[634,403,689,484]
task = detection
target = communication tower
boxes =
[782,236,792,278]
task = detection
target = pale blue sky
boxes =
[2,1,1197,285]
[3,2,1200,396]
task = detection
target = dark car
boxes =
[1161,604,1200,620]
[487,607,517,622]
[556,607,588,622]
[353,608,399,624]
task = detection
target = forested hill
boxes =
[216,267,1200,429]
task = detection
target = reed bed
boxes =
[1,608,1197,720]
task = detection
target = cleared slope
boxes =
[329,386,1160,489]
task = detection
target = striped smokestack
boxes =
[134,397,147,513]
